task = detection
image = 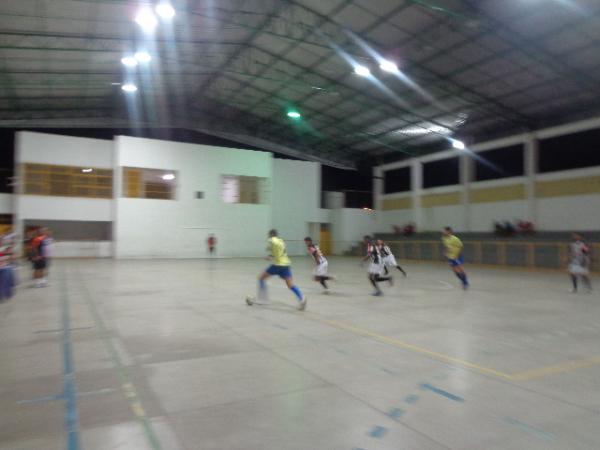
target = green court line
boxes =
[73,266,163,450]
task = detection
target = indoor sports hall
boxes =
[1,1,599,450]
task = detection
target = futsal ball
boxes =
[245,295,255,306]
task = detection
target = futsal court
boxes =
[2,257,599,450]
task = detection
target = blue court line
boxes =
[60,270,81,450]
[405,394,420,404]
[368,425,388,439]
[419,383,464,403]
[503,417,554,440]
[387,408,405,421]
[34,326,93,334]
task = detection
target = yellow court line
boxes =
[304,312,514,381]
[303,312,600,382]
[510,356,600,381]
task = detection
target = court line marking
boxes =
[510,356,600,381]
[59,269,81,450]
[76,268,163,450]
[302,311,600,381]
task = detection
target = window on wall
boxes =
[122,167,176,200]
[384,167,411,194]
[221,175,268,204]
[539,128,600,173]
[475,145,524,181]
[22,163,112,198]
[422,157,459,188]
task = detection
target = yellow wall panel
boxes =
[536,176,600,198]
[421,192,461,207]
[382,197,412,211]
[469,184,525,203]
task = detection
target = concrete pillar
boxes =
[460,153,473,231]
[524,134,538,225]
[411,159,422,230]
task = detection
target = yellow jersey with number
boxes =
[442,235,463,259]
[268,237,291,266]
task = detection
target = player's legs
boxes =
[258,268,274,300]
[281,267,307,309]
[450,258,469,288]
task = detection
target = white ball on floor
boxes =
[245,295,254,306]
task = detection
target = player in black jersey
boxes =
[376,239,407,276]
[304,237,335,293]
[362,236,392,296]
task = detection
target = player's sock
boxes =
[383,266,389,275]
[290,285,303,301]
[454,272,463,282]
[458,272,468,286]
[571,275,578,291]
[396,265,407,276]
[582,276,592,291]
[375,275,390,282]
[319,278,328,289]
[258,279,268,300]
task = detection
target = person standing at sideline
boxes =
[247,230,307,310]
[442,227,469,289]
[568,233,592,293]
[207,234,217,255]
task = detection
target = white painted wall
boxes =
[271,159,324,255]
[331,208,378,254]
[374,116,600,233]
[14,132,114,257]
[114,136,273,258]
[0,193,12,214]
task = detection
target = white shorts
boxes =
[383,255,397,267]
[313,261,328,277]
[368,262,384,275]
[569,263,589,276]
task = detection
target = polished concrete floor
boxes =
[1,257,599,450]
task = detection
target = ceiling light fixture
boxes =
[451,139,466,150]
[121,56,138,67]
[121,83,138,93]
[81,168,93,173]
[379,60,398,73]
[155,2,176,19]
[134,51,152,63]
[354,65,371,77]
[162,173,175,181]
[287,111,301,119]
[135,8,158,32]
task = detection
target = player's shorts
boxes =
[383,255,397,267]
[312,261,328,277]
[569,262,589,276]
[447,255,465,267]
[33,258,47,270]
[368,262,384,275]
[266,265,292,279]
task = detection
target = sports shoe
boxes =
[298,296,308,311]
[323,289,330,295]
[372,291,383,297]
[569,288,577,294]
[388,276,394,287]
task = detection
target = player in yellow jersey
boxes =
[247,229,307,310]
[442,227,469,289]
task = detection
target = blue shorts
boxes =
[448,255,465,267]
[266,265,292,279]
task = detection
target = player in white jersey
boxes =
[376,239,407,277]
[304,237,335,293]
[362,236,392,296]
[568,233,592,293]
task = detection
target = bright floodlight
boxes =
[451,139,465,150]
[162,173,175,181]
[121,83,138,93]
[81,168,93,173]
[380,60,398,73]
[155,2,176,19]
[287,111,301,119]
[135,8,158,32]
[134,51,152,63]
[121,56,138,67]
[354,65,371,77]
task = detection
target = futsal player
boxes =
[376,239,407,277]
[362,235,392,296]
[568,233,592,293]
[442,227,469,289]
[247,230,307,310]
[304,237,335,293]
